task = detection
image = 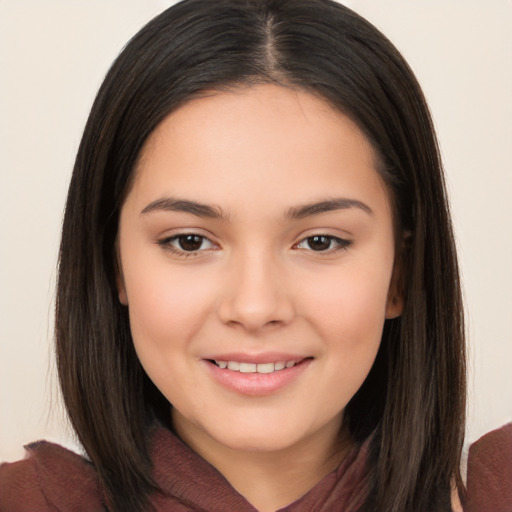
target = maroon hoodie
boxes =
[1,424,510,511]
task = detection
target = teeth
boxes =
[256,363,275,374]
[240,363,257,373]
[214,360,298,373]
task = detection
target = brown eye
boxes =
[158,233,216,255]
[306,236,332,251]
[294,234,352,253]
[178,235,204,251]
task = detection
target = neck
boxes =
[174,415,350,512]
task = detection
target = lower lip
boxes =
[204,359,312,396]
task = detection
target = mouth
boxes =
[203,356,313,396]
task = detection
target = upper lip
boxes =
[203,352,311,364]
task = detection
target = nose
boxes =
[217,249,295,332]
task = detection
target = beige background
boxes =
[1,0,511,462]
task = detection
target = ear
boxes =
[385,232,410,319]
[385,286,403,319]
[114,241,128,306]
[116,271,128,306]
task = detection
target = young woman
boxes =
[2,1,510,511]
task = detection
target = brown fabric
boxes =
[0,441,103,512]
[149,428,369,511]
[2,423,510,511]
[0,426,369,511]
[465,423,512,512]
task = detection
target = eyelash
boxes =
[157,234,217,258]
[157,233,352,257]
[293,235,352,254]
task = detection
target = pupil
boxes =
[308,236,330,251]
[179,235,202,251]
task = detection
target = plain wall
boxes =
[1,0,511,462]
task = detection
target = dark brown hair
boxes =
[56,1,466,510]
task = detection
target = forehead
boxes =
[140,84,374,166]
[128,84,390,218]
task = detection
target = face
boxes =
[117,84,401,456]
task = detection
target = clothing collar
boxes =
[149,425,370,511]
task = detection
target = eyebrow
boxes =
[140,196,373,220]
[141,198,227,219]
[285,198,373,219]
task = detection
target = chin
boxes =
[202,411,332,454]
[213,428,305,454]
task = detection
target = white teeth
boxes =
[214,360,299,373]
[256,363,275,374]
[239,363,257,373]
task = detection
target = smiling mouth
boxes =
[205,357,313,395]
[208,358,311,374]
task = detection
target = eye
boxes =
[158,234,216,255]
[294,235,351,253]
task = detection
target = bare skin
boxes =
[451,486,463,512]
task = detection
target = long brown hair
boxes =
[56,1,466,510]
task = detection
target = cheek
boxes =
[297,259,392,394]
[124,266,217,407]
[304,263,391,339]
[123,261,214,359]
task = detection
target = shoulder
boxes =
[465,423,512,512]
[0,441,104,512]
